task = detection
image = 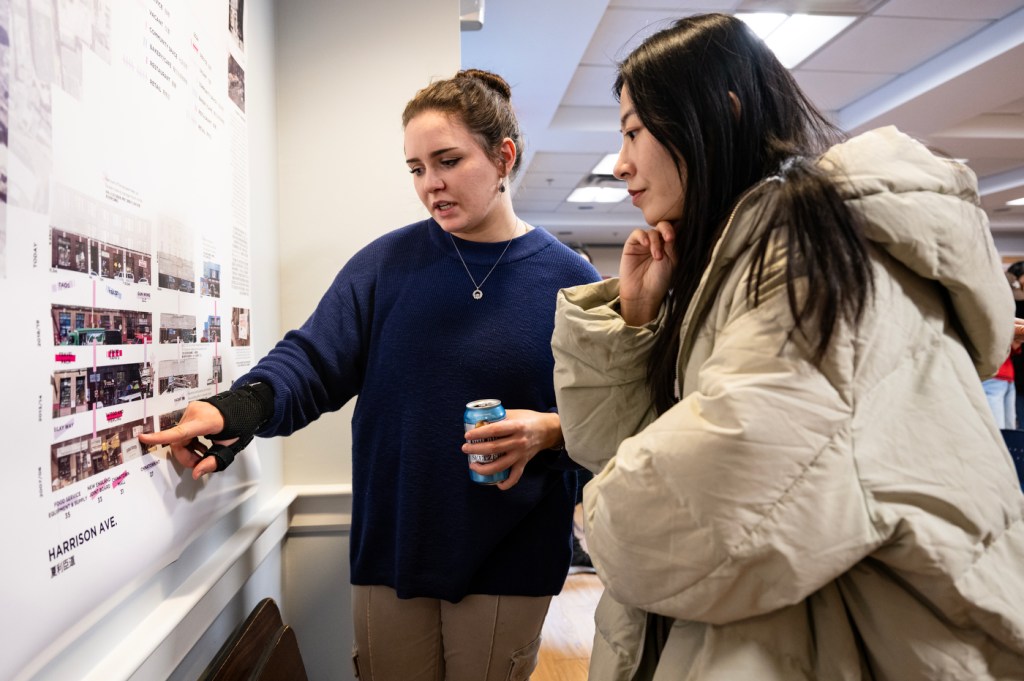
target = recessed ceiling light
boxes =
[567,187,630,203]
[591,153,619,176]
[736,13,856,68]
[1007,197,1024,206]
[737,12,787,37]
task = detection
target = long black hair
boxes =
[615,13,875,414]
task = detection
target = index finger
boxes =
[139,420,209,447]
[655,221,678,256]
[655,221,675,243]
[465,422,507,441]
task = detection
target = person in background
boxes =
[141,69,600,681]
[551,14,1024,680]
[984,268,1024,428]
[1008,261,1024,427]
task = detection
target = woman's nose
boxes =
[425,171,445,191]
[613,149,630,180]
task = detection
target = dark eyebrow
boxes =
[406,146,459,165]
[619,108,637,132]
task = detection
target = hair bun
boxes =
[459,68,512,101]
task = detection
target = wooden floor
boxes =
[533,572,603,681]
[533,505,602,681]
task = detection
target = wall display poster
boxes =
[0,0,260,676]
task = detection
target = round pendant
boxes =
[472,289,483,300]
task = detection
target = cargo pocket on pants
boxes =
[506,635,543,681]
[352,646,362,679]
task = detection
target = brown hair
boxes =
[402,69,524,178]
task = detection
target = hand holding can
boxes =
[463,399,510,485]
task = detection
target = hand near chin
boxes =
[619,221,677,326]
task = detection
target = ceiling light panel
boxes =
[592,153,620,175]
[737,13,857,67]
[567,187,631,203]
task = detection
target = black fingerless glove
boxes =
[198,382,274,471]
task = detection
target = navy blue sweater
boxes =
[237,219,601,601]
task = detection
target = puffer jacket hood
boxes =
[821,126,1012,377]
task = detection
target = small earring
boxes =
[499,184,506,193]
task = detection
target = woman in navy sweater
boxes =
[140,69,600,680]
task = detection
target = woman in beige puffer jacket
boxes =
[552,13,1024,681]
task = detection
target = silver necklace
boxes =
[449,221,520,300]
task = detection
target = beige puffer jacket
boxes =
[552,127,1024,680]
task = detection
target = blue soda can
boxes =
[464,399,510,485]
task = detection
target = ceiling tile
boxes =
[736,0,884,10]
[792,69,895,111]
[515,186,575,202]
[556,202,616,214]
[514,200,563,213]
[968,157,1024,178]
[875,0,1024,20]
[562,65,620,107]
[550,105,621,132]
[527,151,605,173]
[520,171,584,189]
[918,136,1024,161]
[581,8,682,66]
[610,0,740,10]
[992,96,1024,115]
[801,16,989,72]
[933,112,1024,140]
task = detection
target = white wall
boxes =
[271,6,459,672]
[275,0,460,486]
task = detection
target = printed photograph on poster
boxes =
[51,226,153,283]
[156,219,196,293]
[0,0,9,279]
[159,312,197,344]
[50,183,152,282]
[229,0,245,51]
[157,250,197,293]
[159,407,186,431]
[211,354,223,384]
[51,303,152,346]
[201,260,221,297]
[52,362,154,417]
[6,0,112,212]
[202,314,221,342]
[158,357,199,395]
[51,417,155,490]
[231,306,250,346]
[228,54,245,112]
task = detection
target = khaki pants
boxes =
[352,585,551,681]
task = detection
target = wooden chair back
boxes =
[248,625,309,681]
[198,597,308,681]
